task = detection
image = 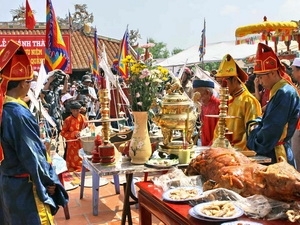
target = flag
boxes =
[101,43,108,64]
[68,10,73,30]
[44,0,69,73]
[118,27,129,79]
[99,44,111,99]
[25,0,36,30]
[91,27,99,77]
[199,19,206,61]
[35,60,48,98]
[100,45,130,105]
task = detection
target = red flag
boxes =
[25,0,36,30]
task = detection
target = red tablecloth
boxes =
[136,181,297,225]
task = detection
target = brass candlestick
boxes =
[211,85,233,149]
[98,88,116,164]
[99,89,111,142]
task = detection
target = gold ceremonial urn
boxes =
[152,80,197,154]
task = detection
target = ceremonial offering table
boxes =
[79,148,273,225]
[78,149,186,224]
[136,181,297,225]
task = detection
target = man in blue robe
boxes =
[0,40,68,225]
[247,43,300,167]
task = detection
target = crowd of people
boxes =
[1,37,300,224]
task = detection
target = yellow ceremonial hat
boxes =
[216,54,248,82]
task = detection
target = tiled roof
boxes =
[0,22,121,71]
[69,30,121,70]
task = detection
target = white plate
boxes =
[221,221,262,225]
[188,208,229,222]
[145,158,179,168]
[162,186,203,202]
[193,201,244,220]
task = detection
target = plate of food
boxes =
[162,186,203,202]
[188,208,229,222]
[145,158,179,168]
[193,201,244,220]
[221,221,262,225]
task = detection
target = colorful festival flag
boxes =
[92,27,100,77]
[25,0,36,30]
[118,27,129,79]
[44,0,69,72]
[199,18,206,61]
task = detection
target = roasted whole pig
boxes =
[186,147,300,202]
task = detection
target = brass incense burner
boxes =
[152,79,197,154]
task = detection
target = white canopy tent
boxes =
[156,40,299,68]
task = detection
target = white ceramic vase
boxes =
[129,111,152,164]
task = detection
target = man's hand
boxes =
[47,184,56,195]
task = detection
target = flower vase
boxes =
[129,111,152,164]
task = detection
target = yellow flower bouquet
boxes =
[122,55,170,112]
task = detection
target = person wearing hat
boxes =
[61,92,75,120]
[289,57,300,171]
[60,100,88,172]
[193,79,220,146]
[0,40,68,224]
[76,74,98,120]
[214,54,262,151]
[247,43,300,167]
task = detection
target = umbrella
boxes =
[235,16,298,52]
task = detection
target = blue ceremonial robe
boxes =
[0,100,68,225]
[247,80,300,166]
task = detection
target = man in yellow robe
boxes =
[214,54,262,151]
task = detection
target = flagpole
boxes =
[199,18,206,70]
[118,26,130,79]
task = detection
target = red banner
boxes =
[0,34,72,73]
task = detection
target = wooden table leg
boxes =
[121,173,135,225]
[139,201,152,225]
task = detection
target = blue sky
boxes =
[1,0,300,51]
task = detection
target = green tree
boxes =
[171,48,184,55]
[147,38,170,59]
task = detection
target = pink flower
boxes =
[136,93,140,98]
[139,69,150,79]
